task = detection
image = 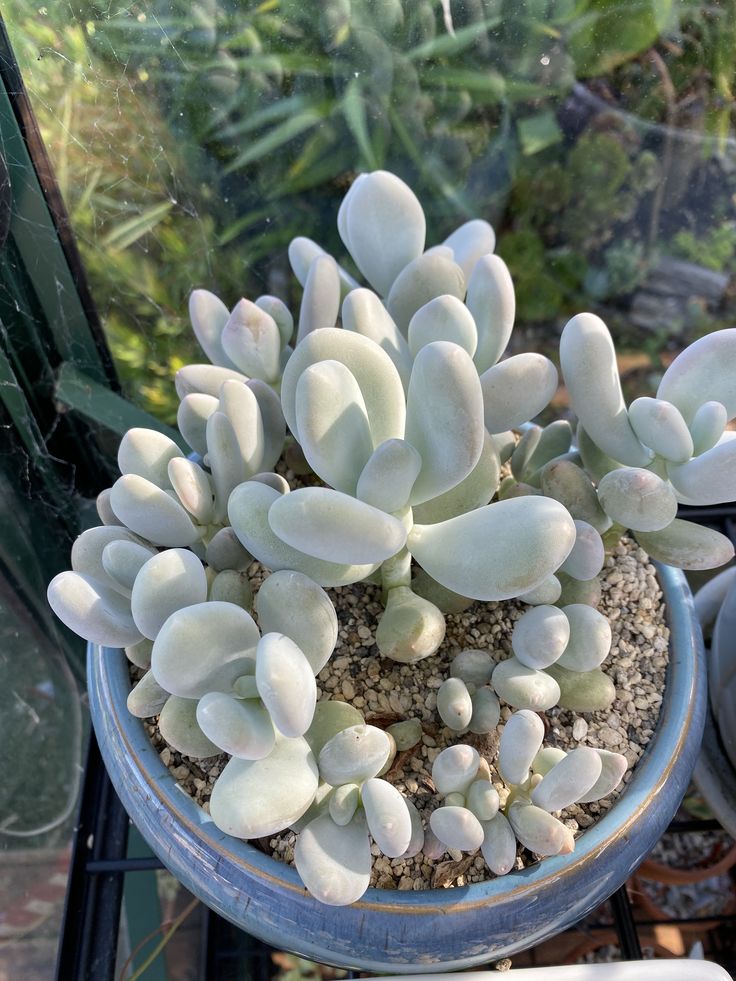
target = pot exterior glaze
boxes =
[88,564,705,974]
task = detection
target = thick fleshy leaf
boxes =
[628,397,693,463]
[256,294,294,347]
[229,481,379,587]
[375,585,446,662]
[657,328,736,424]
[304,701,365,758]
[158,696,221,759]
[48,570,141,647]
[318,725,391,786]
[466,781,500,822]
[466,253,515,373]
[196,691,275,760]
[470,686,501,731]
[294,810,372,906]
[510,427,541,482]
[221,298,282,383]
[493,655,561,710]
[408,294,477,358]
[209,570,253,610]
[531,747,602,812]
[205,411,248,522]
[443,219,495,280]
[518,576,562,606]
[297,254,341,343]
[634,519,735,570]
[667,435,736,506]
[356,438,422,512]
[597,467,678,532]
[130,548,208,641]
[96,488,120,525]
[694,566,736,633]
[125,638,153,669]
[210,734,319,838]
[450,649,493,687]
[512,606,570,670]
[256,571,336,674]
[168,458,214,525]
[205,527,253,572]
[102,539,157,595]
[523,423,575,484]
[430,806,484,852]
[559,520,605,581]
[361,778,413,857]
[151,601,259,698]
[480,353,558,434]
[403,799,425,858]
[342,288,413,389]
[177,392,218,457]
[110,474,201,547]
[280,328,406,449]
[247,379,286,472]
[540,459,610,534]
[437,678,473,731]
[498,710,545,784]
[532,747,567,776]
[575,749,628,803]
[481,812,517,875]
[412,431,500,525]
[118,428,183,488]
[338,170,426,295]
[508,802,575,856]
[560,313,653,467]
[557,604,611,672]
[127,670,169,718]
[175,363,249,400]
[295,361,374,493]
[432,744,480,796]
[544,664,615,712]
[690,401,728,455]
[71,525,149,593]
[255,632,317,738]
[189,289,237,368]
[218,380,266,477]
[386,252,465,334]
[408,496,576,602]
[405,341,485,505]
[386,719,422,752]
[268,487,406,565]
[330,784,360,826]
[287,235,358,297]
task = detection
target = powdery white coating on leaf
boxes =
[210,735,319,839]
[560,313,653,467]
[523,420,574,480]
[408,294,478,358]
[479,353,558,435]
[408,496,576,602]
[295,360,374,494]
[297,254,342,343]
[511,606,570,670]
[466,253,515,374]
[402,798,425,858]
[319,725,392,786]
[375,585,447,663]
[341,288,413,390]
[256,570,338,675]
[117,428,183,488]
[247,379,287,473]
[48,571,142,647]
[657,328,736,425]
[228,481,379,587]
[532,747,567,777]
[218,380,266,478]
[541,458,611,534]
[71,525,150,595]
[442,218,496,281]
[174,363,249,401]
[544,663,616,712]
[690,401,728,456]
[151,601,259,699]
[405,341,485,506]
[338,171,426,296]
[176,392,218,457]
[531,747,602,812]
[110,474,201,548]
[412,430,501,525]
[127,670,170,718]
[102,540,157,595]
[167,458,215,525]
[575,749,628,803]
[508,802,575,856]
[304,701,365,758]
[130,548,208,641]
[158,696,221,759]
[294,809,372,907]
[466,780,500,822]
[255,295,294,348]
[559,520,605,581]
[206,411,249,523]
[205,527,253,573]
[189,289,237,369]
[667,435,736,506]
[196,691,276,760]
[255,632,317,738]
[469,686,501,734]
[280,328,406,449]
[481,812,517,875]
[267,487,407,566]
[209,570,253,611]
[356,438,422,513]
[386,252,466,334]
[437,677,473,731]
[125,638,153,670]
[287,236,358,298]
[633,518,735,571]
[518,576,562,606]
[431,744,480,796]
[628,397,694,464]
[361,778,413,857]
[430,805,484,852]
[498,710,545,784]
[597,467,678,532]
[221,298,282,384]
[96,488,120,526]
[450,649,494,687]
[557,604,612,672]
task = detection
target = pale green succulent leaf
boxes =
[356,438,422,513]
[493,656,562,709]
[131,548,208,641]
[560,520,605,581]
[110,474,201,547]
[690,400,728,456]
[597,467,678,532]
[189,289,237,369]
[304,701,365,758]
[255,632,317,738]
[71,525,150,594]
[544,663,615,712]
[481,812,517,875]
[432,744,480,796]
[408,294,478,358]
[466,780,500,823]
[532,747,567,777]
[508,802,575,856]
[635,518,736,570]
[667,434,736,506]
[512,606,570,670]
[412,431,500,524]
[498,709,545,784]
[466,253,515,373]
[430,805,484,852]
[361,778,413,857]
[557,604,612,672]
[375,585,446,662]
[442,218,496,281]
[221,298,282,384]
[656,328,736,425]
[469,687,501,734]
[218,380,266,477]
[127,669,170,719]
[297,253,341,343]
[47,570,142,648]
[518,576,562,606]
[628,397,693,463]
[256,294,294,348]
[531,747,602,812]
[287,235,358,298]
[450,649,493,687]
[102,539,157,595]
[159,696,221,759]
[256,570,337,675]
[341,288,413,390]
[209,570,253,610]
[437,677,473,731]
[386,252,465,334]
[205,527,253,572]
[480,354,558,434]
[318,724,392,786]
[294,810,371,907]
[329,784,361,827]
[196,691,275,760]
[206,411,249,523]
[118,428,184,488]
[168,458,215,525]
[575,749,628,803]
[177,392,219,457]
[174,363,249,400]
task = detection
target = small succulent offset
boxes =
[48,168,736,908]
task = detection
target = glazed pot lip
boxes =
[92,561,702,911]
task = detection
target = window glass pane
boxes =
[7,0,736,421]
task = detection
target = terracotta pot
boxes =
[88,563,706,973]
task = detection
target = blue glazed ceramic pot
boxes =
[88,563,705,974]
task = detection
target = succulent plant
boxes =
[695,567,736,770]
[47,167,736,908]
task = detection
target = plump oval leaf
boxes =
[466,253,515,373]
[498,709,545,784]
[255,632,317,738]
[110,474,201,548]
[196,691,275,760]
[256,570,337,675]
[480,353,558,434]
[294,810,371,906]
[131,548,208,641]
